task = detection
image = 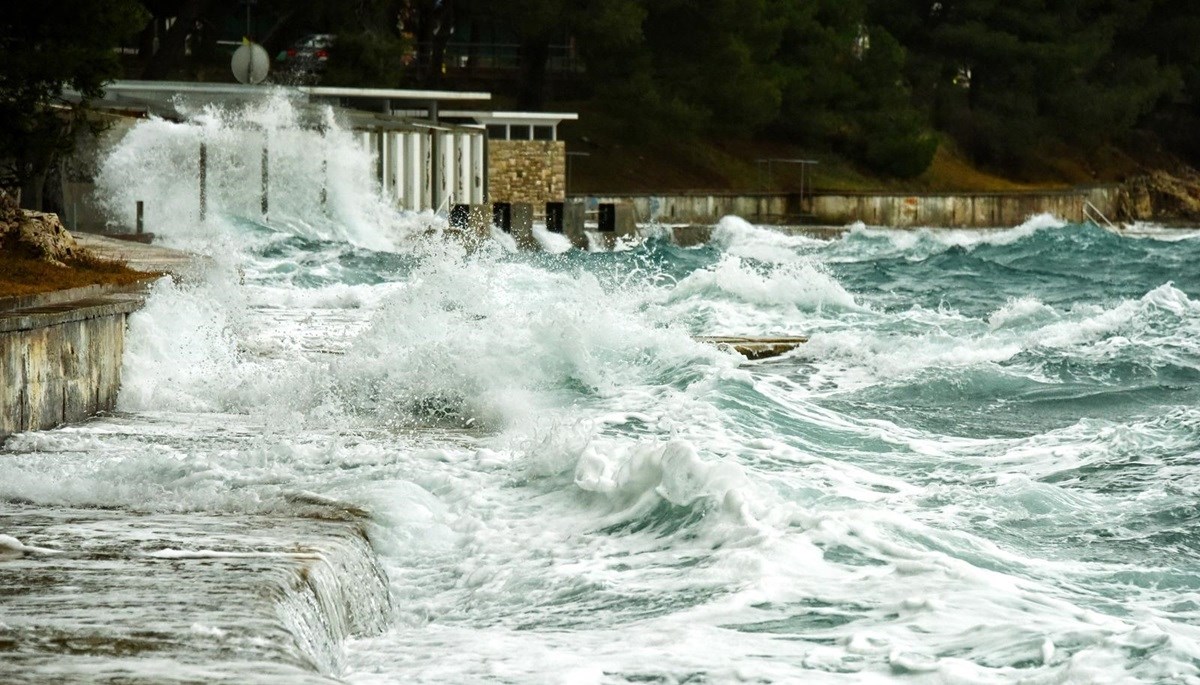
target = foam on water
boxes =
[6,99,1200,683]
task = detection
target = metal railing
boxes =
[1083,199,1118,229]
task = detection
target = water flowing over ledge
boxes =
[0,504,391,683]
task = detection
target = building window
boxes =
[510,125,531,140]
[533,125,553,141]
[486,124,507,140]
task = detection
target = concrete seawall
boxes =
[0,234,195,441]
[579,186,1120,227]
[0,295,142,439]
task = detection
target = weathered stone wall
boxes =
[0,298,140,439]
[808,187,1119,227]
[487,140,565,210]
[582,186,1121,227]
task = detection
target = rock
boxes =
[1118,169,1200,223]
[0,190,81,266]
[0,188,19,228]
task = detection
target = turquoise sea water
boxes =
[5,101,1200,683]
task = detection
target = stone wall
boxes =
[0,297,141,439]
[487,140,565,211]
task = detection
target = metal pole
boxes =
[796,161,806,215]
[320,155,328,209]
[136,201,144,234]
[261,140,269,217]
[199,142,207,222]
[376,131,385,189]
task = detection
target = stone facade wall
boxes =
[487,140,565,211]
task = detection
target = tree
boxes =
[0,0,147,209]
[139,0,212,80]
[770,0,935,176]
[872,0,1175,172]
[641,0,783,135]
[467,0,643,110]
[1114,0,1198,163]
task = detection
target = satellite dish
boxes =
[232,41,269,85]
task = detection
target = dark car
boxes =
[277,34,335,79]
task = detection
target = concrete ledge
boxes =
[0,296,144,334]
[0,504,392,681]
[74,232,198,275]
[0,281,154,314]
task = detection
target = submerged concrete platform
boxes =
[695,335,809,360]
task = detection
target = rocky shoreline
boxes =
[0,190,81,266]
[1116,169,1200,224]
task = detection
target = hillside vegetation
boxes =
[5,1,1200,204]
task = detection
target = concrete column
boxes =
[405,132,421,211]
[384,132,400,203]
[437,132,454,210]
[421,131,433,211]
[372,132,381,192]
[470,133,485,204]
[398,133,412,208]
[595,202,637,249]
[198,142,207,221]
[510,202,536,250]
[457,133,471,206]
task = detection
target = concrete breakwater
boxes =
[581,185,1121,227]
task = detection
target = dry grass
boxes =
[0,250,158,299]
[911,143,1054,191]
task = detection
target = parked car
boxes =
[277,34,335,75]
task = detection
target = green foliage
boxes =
[323,31,411,88]
[0,0,147,206]
[640,0,783,136]
[872,0,1177,173]
[768,1,935,176]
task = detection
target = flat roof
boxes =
[449,111,578,122]
[103,80,491,102]
[73,89,485,134]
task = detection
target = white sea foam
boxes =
[669,254,861,311]
[11,91,1200,684]
[710,215,825,262]
[988,296,1061,330]
[831,212,1069,263]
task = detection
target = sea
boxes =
[3,97,1200,684]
